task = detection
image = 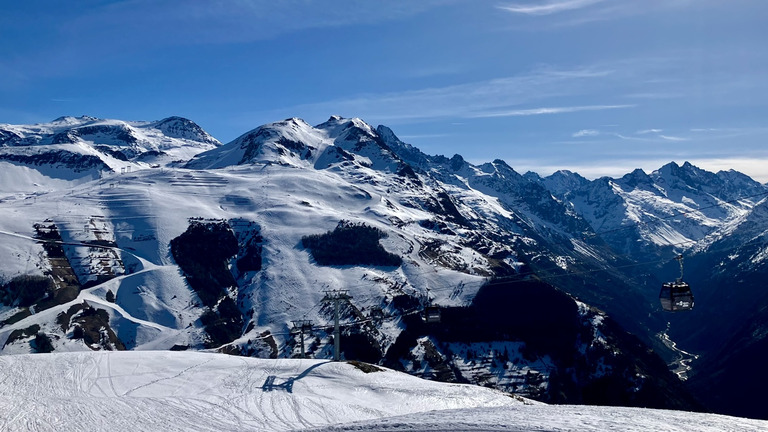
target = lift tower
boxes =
[321,290,352,361]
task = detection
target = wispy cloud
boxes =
[58,0,455,47]
[573,129,601,137]
[498,0,605,16]
[567,129,690,143]
[258,49,763,128]
[658,134,688,142]
[471,104,634,118]
[259,64,625,124]
[498,0,710,28]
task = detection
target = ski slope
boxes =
[1,351,765,432]
[308,405,768,431]
[0,145,490,355]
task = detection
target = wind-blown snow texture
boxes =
[1,351,766,432]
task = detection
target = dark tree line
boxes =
[302,220,402,267]
[169,220,244,348]
[170,221,238,308]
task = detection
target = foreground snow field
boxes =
[0,351,765,432]
[308,405,768,432]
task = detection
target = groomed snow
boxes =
[1,350,765,432]
[308,404,768,431]
[0,351,519,431]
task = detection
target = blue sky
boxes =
[2,0,767,181]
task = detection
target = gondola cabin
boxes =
[659,281,694,312]
[424,306,441,324]
[659,254,694,312]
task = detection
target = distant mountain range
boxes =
[1,115,766,419]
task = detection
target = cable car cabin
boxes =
[659,281,694,312]
[424,306,441,324]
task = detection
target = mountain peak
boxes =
[657,161,681,173]
[523,171,543,181]
[315,115,373,138]
[550,169,588,182]
[375,124,398,142]
[448,154,465,170]
[153,116,220,145]
[275,117,311,127]
[376,124,434,169]
[0,115,221,179]
[535,169,590,198]
[652,161,720,193]
[51,115,93,125]
[620,168,652,188]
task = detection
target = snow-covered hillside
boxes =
[0,115,507,359]
[2,114,768,419]
[0,148,494,352]
[1,350,765,432]
[0,116,628,364]
[0,115,219,191]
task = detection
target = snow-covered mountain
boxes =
[524,169,590,198]
[1,114,767,420]
[533,162,767,259]
[0,115,219,190]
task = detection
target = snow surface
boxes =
[1,350,765,432]
[0,133,489,355]
[4,115,768,429]
[563,162,767,254]
[0,116,220,186]
[308,405,768,431]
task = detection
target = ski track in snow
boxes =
[0,351,766,432]
[0,227,180,348]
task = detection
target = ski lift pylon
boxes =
[659,255,694,312]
